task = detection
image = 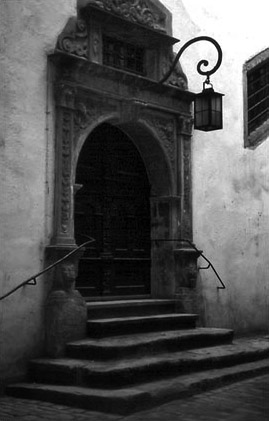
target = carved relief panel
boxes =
[141,113,176,172]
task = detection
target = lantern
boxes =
[194,86,224,131]
[157,36,224,131]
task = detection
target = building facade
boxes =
[0,0,268,386]
[162,0,269,332]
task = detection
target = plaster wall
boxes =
[162,0,269,334]
[1,0,269,384]
[0,0,76,384]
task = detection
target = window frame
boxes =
[244,48,269,148]
[102,34,146,77]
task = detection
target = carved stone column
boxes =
[177,115,193,241]
[52,83,77,246]
[174,115,200,314]
[45,83,87,356]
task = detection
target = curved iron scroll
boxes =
[0,237,96,301]
[152,238,225,290]
[158,36,223,86]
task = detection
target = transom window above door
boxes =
[103,35,146,75]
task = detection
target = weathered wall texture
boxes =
[162,0,269,334]
[1,0,269,385]
[0,0,77,384]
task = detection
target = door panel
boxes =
[75,124,151,298]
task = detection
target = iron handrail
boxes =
[152,238,225,290]
[0,237,96,301]
[0,236,224,300]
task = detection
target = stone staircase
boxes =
[6,299,269,415]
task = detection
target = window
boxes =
[103,35,145,76]
[244,48,269,148]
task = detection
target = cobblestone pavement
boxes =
[0,374,268,420]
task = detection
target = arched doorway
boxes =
[74,123,151,298]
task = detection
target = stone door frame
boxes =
[47,57,198,301]
[46,2,200,303]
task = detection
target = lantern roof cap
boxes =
[196,86,224,96]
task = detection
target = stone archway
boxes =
[74,122,152,298]
[46,0,200,351]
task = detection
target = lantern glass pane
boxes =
[202,110,209,126]
[211,95,222,112]
[217,97,222,112]
[212,96,216,111]
[211,110,222,127]
[195,96,210,129]
[194,90,223,131]
[201,97,209,111]
[195,110,209,127]
[195,98,202,112]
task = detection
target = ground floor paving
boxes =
[0,373,268,420]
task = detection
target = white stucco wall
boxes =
[1,0,269,384]
[0,0,77,384]
[162,0,269,333]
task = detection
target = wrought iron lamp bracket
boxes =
[158,36,223,86]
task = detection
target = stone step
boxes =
[66,328,234,360]
[87,313,198,337]
[87,299,176,319]
[28,338,269,388]
[7,357,269,415]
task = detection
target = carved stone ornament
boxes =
[163,52,188,90]
[74,101,102,133]
[57,17,88,58]
[182,139,192,239]
[178,116,193,136]
[74,101,111,136]
[92,29,100,61]
[85,0,166,32]
[55,84,76,109]
[143,116,175,168]
[61,111,72,234]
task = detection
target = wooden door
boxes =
[75,124,151,298]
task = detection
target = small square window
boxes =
[103,35,145,76]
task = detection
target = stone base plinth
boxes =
[45,289,87,358]
[175,288,197,314]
